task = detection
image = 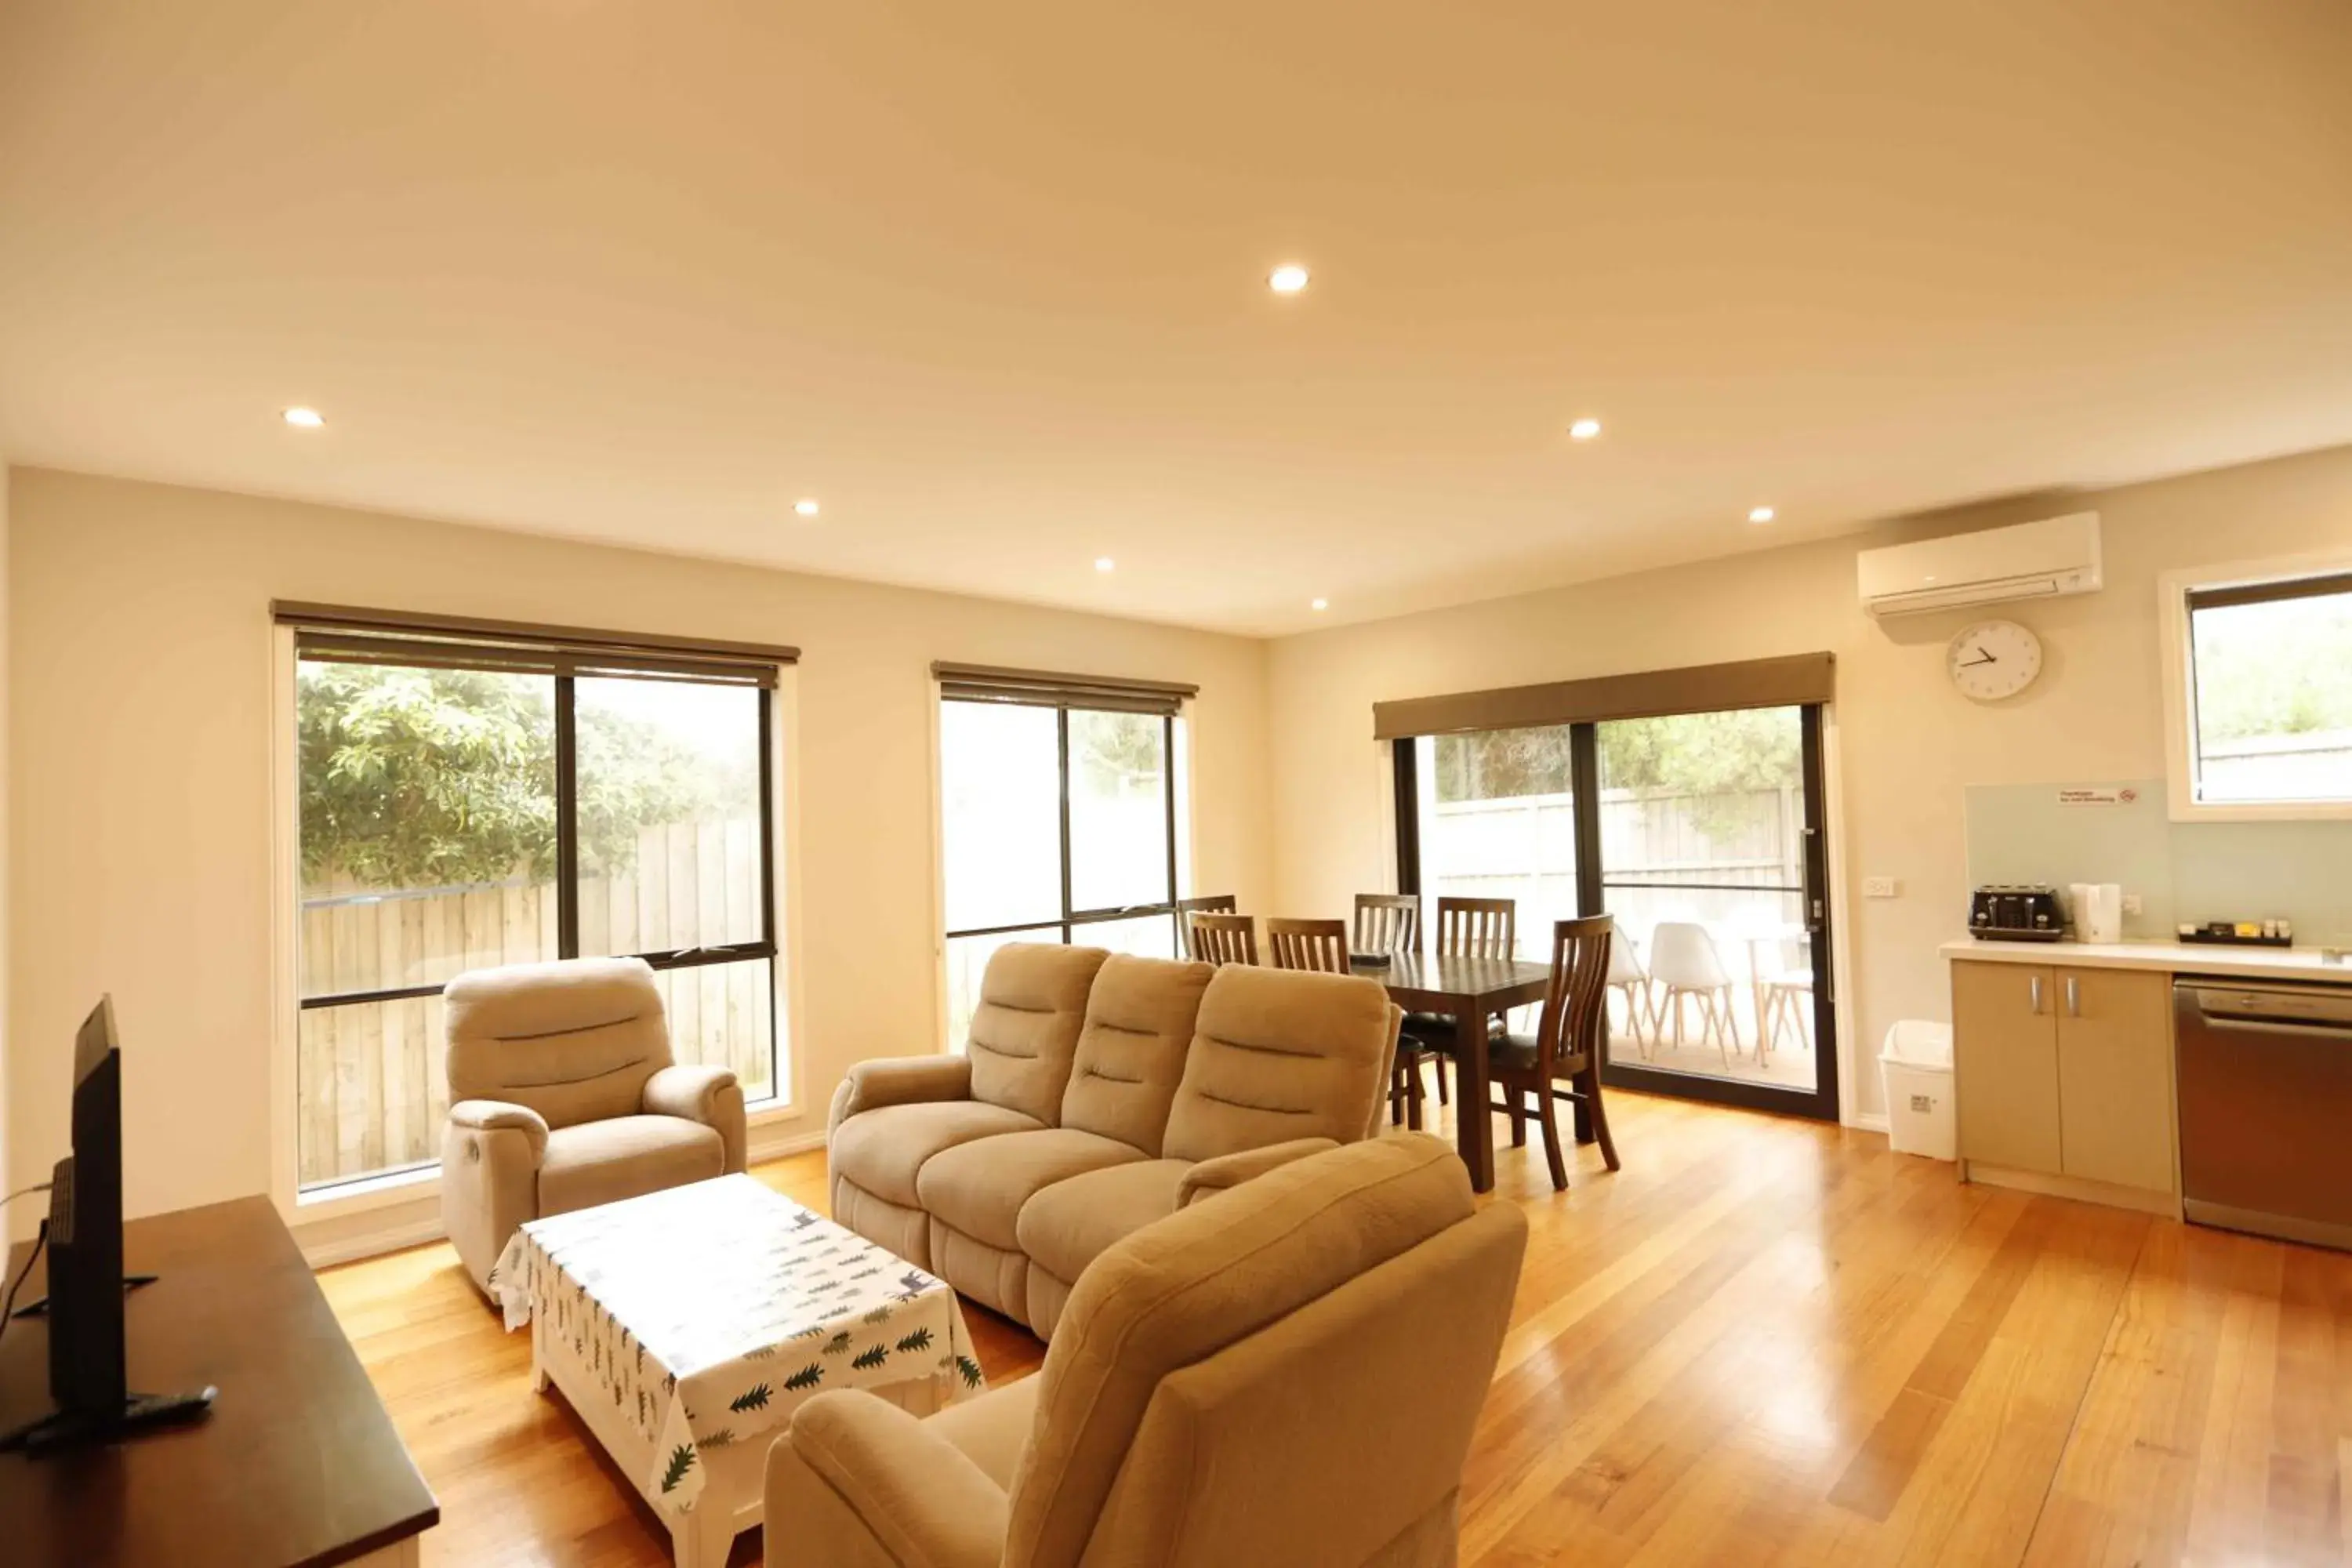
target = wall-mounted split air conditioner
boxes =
[1857,512,2103,618]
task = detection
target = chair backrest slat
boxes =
[1266,917,1350,975]
[1435,896,1516,960]
[1351,894,1418,957]
[1186,911,1258,967]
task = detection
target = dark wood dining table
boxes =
[1354,949,1553,1192]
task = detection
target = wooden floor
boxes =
[319,1092,2352,1566]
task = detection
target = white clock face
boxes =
[1947,619,2043,701]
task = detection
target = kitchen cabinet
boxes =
[1951,960,2176,1198]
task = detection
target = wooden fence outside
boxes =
[298,817,774,1189]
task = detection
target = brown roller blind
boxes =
[2185,570,2352,614]
[932,661,1198,716]
[274,601,795,687]
[1371,652,1835,739]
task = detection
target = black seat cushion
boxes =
[1491,1032,1592,1078]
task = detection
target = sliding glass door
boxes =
[1401,702,1837,1120]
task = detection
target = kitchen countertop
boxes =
[1942,936,2352,984]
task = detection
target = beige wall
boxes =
[5,468,1272,1224]
[1267,445,2352,1120]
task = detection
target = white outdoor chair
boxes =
[1606,926,1657,1056]
[1649,921,1738,1067]
[1758,937,1815,1059]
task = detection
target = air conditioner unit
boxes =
[1857,512,2102,618]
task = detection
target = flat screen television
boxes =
[1,996,212,1454]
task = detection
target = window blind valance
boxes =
[274,602,796,688]
[2185,571,2352,614]
[1371,652,1835,740]
[931,661,1198,717]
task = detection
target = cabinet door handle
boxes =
[2029,974,2044,1014]
[2064,975,2081,1018]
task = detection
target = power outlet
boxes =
[1863,876,1900,898]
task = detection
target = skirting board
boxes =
[1961,1159,2183,1219]
[1846,1111,1890,1135]
[295,1124,833,1269]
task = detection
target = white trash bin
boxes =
[1879,1020,1955,1161]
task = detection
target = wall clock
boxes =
[1947,619,2043,701]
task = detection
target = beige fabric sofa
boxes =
[767,1133,1527,1568]
[440,955,749,1294]
[827,943,1401,1338]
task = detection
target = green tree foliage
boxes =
[1432,712,1799,804]
[298,662,709,889]
[2193,594,2352,742]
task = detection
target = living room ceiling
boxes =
[3,2,2349,636]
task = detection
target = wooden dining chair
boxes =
[1265,917,1349,974]
[1398,896,1522,1116]
[1436,896,1516,960]
[1186,911,1258,967]
[1490,915,1621,1190]
[1351,893,1419,957]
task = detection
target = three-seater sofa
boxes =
[826,942,1402,1338]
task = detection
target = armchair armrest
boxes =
[641,1062,748,1172]
[765,1391,1007,1568]
[447,1098,550,1165]
[829,1054,975,1142]
[1178,1136,1341,1207]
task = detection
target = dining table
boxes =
[1354,949,1555,1192]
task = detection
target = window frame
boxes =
[270,624,798,1219]
[934,693,1191,1051]
[2160,550,2352,822]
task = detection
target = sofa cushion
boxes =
[967,944,1111,1124]
[1058,955,1214,1156]
[445,956,672,1130]
[536,1114,723,1216]
[1014,1158,1189,1287]
[1161,966,1396,1163]
[917,1128,1150,1253]
[831,1099,1046,1207]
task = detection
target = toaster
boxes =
[1969,884,2066,942]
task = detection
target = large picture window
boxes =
[935,664,1193,1050]
[287,607,789,1194]
[2179,569,2352,810]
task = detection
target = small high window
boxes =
[2180,571,2352,810]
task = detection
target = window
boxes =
[287,608,789,1193]
[935,664,1193,1051]
[2176,568,2352,811]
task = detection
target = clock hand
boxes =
[1958,652,1998,667]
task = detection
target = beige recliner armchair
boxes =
[440,956,748,1294]
[767,1133,1526,1568]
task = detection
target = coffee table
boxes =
[490,1174,984,1568]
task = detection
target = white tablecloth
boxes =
[490,1174,982,1519]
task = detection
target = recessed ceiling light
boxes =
[1311,597,1330,612]
[1748,506,1776,524]
[283,406,325,428]
[1094,557,1116,573]
[1268,263,1310,295]
[1568,417,1602,441]
[794,499,820,517]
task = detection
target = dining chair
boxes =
[1436,896,1515,959]
[1490,916,1621,1190]
[1352,893,1419,957]
[1649,920,1737,1066]
[1758,936,1816,1058]
[1399,896,1521,1116]
[1186,911,1258,967]
[1606,925,1656,1057]
[1175,893,1237,956]
[1265,916,1350,974]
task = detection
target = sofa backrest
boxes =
[1159,965,1398,1163]
[1003,1135,1524,1568]
[1057,954,1215,1156]
[967,943,1111,1124]
[444,956,672,1130]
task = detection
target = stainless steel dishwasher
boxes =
[2175,976,2352,1251]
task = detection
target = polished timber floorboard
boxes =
[318,1091,2352,1566]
